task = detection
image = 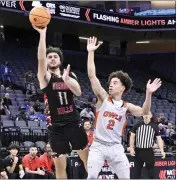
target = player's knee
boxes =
[54,155,67,171]
[78,149,88,162]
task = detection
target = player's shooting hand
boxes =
[32,25,47,34]
[62,64,70,82]
[87,36,101,52]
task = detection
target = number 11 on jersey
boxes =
[58,92,68,105]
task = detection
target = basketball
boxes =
[29,6,51,27]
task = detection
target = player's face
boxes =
[109,77,125,96]
[47,52,61,70]
[29,147,38,157]
[84,122,91,131]
[10,149,18,156]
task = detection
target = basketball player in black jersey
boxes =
[33,26,88,179]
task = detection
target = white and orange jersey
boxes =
[94,96,128,144]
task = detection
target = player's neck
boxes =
[111,94,122,101]
[49,68,61,76]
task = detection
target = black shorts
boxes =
[48,124,88,155]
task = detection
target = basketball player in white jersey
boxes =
[86,37,162,179]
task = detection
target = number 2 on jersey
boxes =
[58,92,68,105]
[107,120,115,130]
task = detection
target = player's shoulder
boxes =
[105,96,113,103]
[98,96,110,107]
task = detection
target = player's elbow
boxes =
[143,111,149,116]
[75,91,82,97]
[141,108,149,115]
[75,88,82,96]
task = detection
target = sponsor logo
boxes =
[59,5,80,19]
[46,2,56,14]
[159,169,176,179]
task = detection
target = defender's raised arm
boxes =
[87,37,107,102]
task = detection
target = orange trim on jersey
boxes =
[94,111,99,127]
[123,101,128,108]
[87,130,94,145]
[108,96,112,102]
[121,120,127,136]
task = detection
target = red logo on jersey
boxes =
[52,82,69,90]
[103,111,122,122]
[57,105,73,115]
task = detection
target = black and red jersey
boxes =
[43,72,80,127]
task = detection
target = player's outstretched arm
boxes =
[33,26,50,89]
[62,65,81,96]
[87,37,108,102]
[128,78,162,116]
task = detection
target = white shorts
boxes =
[87,141,130,179]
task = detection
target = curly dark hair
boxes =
[108,70,133,93]
[46,46,64,64]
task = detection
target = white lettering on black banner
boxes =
[0,1,16,8]
[93,13,119,23]
[46,2,56,15]
[59,5,80,19]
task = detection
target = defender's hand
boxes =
[87,36,101,52]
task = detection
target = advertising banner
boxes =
[0,1,175,31]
